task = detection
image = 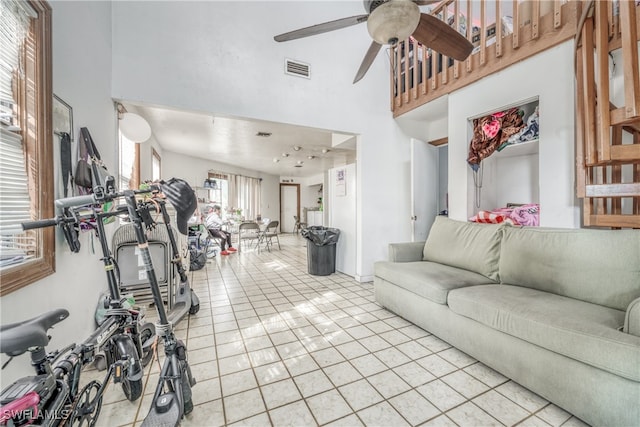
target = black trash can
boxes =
[301,226,340,276]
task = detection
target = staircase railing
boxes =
[390,0,578,117]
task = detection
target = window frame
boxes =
[152,148,161,181]
[0,0,55,296]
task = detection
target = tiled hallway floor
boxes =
[95,234,589,427]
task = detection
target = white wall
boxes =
[110,1,415,280]
[328,163,357,276]
[163,151,281,225]
[1,1,115,383]
[448,41,579,227]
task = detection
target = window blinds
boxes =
[0,0,36,269]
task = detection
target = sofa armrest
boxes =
[624,297,640,336]
[388,241,425,262]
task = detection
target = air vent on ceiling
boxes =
[285,58,310,79]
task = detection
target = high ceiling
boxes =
[125,103,358,178]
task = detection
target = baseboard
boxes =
[355,274,374,283]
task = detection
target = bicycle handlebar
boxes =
[21,218,59,230]
[54,194,96,211]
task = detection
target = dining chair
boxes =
[238,221,261,251]
[293,215,307,234]
[259,220,281,251]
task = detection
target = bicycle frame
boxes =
[0,312,125,427]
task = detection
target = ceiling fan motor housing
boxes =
[366,0,420,45]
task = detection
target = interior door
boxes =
[280,184,299,233]
[411,138,439,241]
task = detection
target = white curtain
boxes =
[228,174,261,220]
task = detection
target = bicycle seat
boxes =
[0,309,69,356]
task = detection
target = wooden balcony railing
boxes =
[390,0,579,117]
[576,0,640,228]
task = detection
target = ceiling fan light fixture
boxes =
[367,0,420,45]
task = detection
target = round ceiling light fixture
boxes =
[293,145,302,151]
[367,0,420,45]
[119,112,152,142]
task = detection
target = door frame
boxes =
[280,183,300,232]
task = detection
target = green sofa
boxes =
[374,216,640,427]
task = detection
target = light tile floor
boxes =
[93,234,589,427]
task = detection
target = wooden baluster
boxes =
[467,0,473,72]
[480,1,486,65]
[554,0,562,29]
[496,0,503,58]
[531,0,539,39]
[431,47,438,90]
[576,43,587,199]
[453,0,460,78]
[395,45,402,108]
[611,126,623,214]
[620,0,640,119]
[581,17,597,166]
[403,40,410,104]
[513,0,520,49]
[595,166,604,215]
[412,38,419,99]
[595,0,611,162]
[390,45,396,111]
[442,5,449,84]
[609,0,616,38]
[421,42,428,95]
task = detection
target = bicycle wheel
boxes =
[180,363,194,416]
[71,380,102,426]
[121,376,143,402]
[138,323,155,368]
[115,336,143,402]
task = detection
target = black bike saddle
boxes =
[0,309,69,357]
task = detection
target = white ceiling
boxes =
[124,103,358,178]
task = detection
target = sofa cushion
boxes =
[423,216,503,281]
[448,284,640,382]
[374,260,495,305]
[499,226,640,311]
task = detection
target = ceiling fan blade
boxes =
[274,15,369,42]
[412,13,474,61]
[353,41,382,84]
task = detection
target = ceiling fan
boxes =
[274,0,474,83]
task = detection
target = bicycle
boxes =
[0,202,154,426]
[66,180,199,426]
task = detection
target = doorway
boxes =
[280,183,300,233]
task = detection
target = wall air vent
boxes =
[285,58,311,79]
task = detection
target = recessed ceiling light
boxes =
[273,158,280,163]
[282,153,289,157]
[321,148,331,154]
[307,155,315,160]
[296,160,304,165]
[293,146,301,151]
[256,131,272,137]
